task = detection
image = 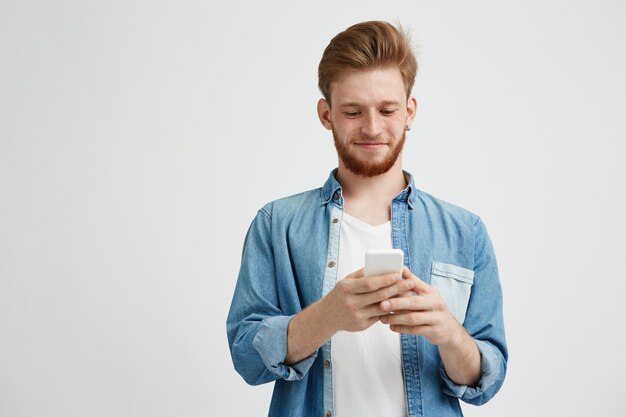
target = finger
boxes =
[388,324,430,335]
[351,271,401,294]
[402,267,430,294]
[362,278,415,306]
[380,294,438,312]
[363,303,388,320]
[344,267,365,279]
[381,311,435,326]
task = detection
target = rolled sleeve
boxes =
[440,339,504,401]
[252,315,318,381]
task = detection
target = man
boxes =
[227,21,507,417]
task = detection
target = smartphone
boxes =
[364,249,404,278]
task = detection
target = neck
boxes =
[336,157,407,205]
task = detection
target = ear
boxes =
[317,98,333,130]
[405,96,418,126]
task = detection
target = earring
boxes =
[405,125,411,131]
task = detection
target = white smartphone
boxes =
[364,249,404,278]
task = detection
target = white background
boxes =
[1,1,625,416]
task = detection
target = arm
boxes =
[450,218,507,404]
[227,209,308,385]
[438,326,481,386]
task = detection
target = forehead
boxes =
[330,67,406,106]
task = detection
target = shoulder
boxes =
[412,188,481,228]
[411,189,491,265]
[258,188,322,221]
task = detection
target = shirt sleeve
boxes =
[252,315,318,381]
[439,339,505,401]
[226,208,317,385]
[440,217,508,405]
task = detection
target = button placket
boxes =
[322,204,342,417]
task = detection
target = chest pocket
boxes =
[430,261,474,324]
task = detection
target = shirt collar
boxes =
[321,168,417,209]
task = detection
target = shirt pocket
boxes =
[430,261,475,324]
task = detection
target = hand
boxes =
[379,267,463,347]
[285,267,414,364]
[322,267,416,333]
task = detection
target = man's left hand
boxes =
[379,267,463,348]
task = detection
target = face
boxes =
[318,67,417,177]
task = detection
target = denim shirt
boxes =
[227,170,508,417]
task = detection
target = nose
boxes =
[360,111,383,138]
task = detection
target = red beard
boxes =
[332,129,406,177]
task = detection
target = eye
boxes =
[380,108,398,115]
[343,111,361,117]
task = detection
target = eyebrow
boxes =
[338,100,401,107]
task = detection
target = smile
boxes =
[355,143,387,151]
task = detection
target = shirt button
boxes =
[324,360,330,368]
[325,412,332,417]
[332,218,339,224]
[328,261,336,268]
[333,194,340,200]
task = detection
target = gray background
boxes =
[1,0,625,416]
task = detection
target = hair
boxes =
[318,21,418,104]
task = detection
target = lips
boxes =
[355,142,387,150]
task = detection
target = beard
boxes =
[332,128,406,177]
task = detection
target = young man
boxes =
[227,21,507,417]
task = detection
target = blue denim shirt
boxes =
[227,170,507,417]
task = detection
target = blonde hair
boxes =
[318,21,418,104]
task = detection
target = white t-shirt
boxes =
[331,212,407,417]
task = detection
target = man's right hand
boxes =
[284,268,415,365]
[322,267,416,333]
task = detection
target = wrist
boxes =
[285,299,335,365]
[439,320,466,350]
[314,295,340,337]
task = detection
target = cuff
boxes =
[252,315,318,381]
[440,339,501,400]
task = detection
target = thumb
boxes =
[346,267,365,279]
[402,267,429,293]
